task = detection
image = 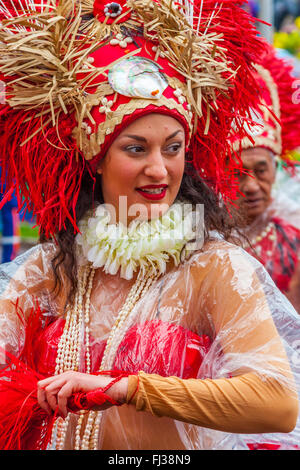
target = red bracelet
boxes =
[67,370,133,412]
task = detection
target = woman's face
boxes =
[97,113,185,224]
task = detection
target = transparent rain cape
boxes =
[0,239,299,450]
[271,164,300,229]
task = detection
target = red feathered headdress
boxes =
[231,41,300,166]
[0,0,265,237]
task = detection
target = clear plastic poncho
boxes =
[0,238,299,450]
[271,163,300,229]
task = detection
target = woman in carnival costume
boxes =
[0,0,299,451]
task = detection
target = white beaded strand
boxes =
[84,268,95,374]
[50,263,159,450]
[73,267,95,450]
[87,270,159,449]
[49,265,91,450]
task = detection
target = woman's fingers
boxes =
[38,376,68,414]
[37,386,53,416]
[39,374,81,417]
[57,382,75,418]
[36,371,122,417]
[37,370,73,389]
[43,377,68,394]
[37,375,59,389]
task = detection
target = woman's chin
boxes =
[127,201,171,223]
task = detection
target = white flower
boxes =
[99,97,113,114]
[76,202,199,279]
[110,34,133,48]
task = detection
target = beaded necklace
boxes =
[50,202,198,449]
[50,264,159,450]
[247,220,277,258]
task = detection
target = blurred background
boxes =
[247,0,300,75]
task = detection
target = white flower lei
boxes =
[75,202,199,280]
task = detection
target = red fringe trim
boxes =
[0,300,132,449]
[0,106,87,238]
[0,349,132,449]
[188,0,268,203]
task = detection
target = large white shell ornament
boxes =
[108,57,168,99]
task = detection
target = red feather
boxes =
[0,301,126,450]
[0,106,87,238]
[188,0,268,203]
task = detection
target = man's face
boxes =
[236,147,276,223]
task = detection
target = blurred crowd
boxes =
[245,0,300,31]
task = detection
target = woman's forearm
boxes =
[126,371,298,434]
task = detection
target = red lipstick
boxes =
[136,184,168,201]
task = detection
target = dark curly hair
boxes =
[41,160,244,307]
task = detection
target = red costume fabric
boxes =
[246,217,300,293]
[35,318,211,379]
[0,313,211,450]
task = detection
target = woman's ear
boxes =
[96,165,103,175]
[96,157,105,175]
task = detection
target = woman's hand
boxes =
[37,371,128,418]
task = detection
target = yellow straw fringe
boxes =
[0,0,235,153]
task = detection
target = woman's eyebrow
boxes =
[122,129,183,143]
[123,134,147,142]
[165,130,183,141]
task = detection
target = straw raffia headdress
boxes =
[0,0,264,237]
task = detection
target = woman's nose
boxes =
[144,150,168,179]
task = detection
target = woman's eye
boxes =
[165,143,182,153]
[125,145,145,154]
